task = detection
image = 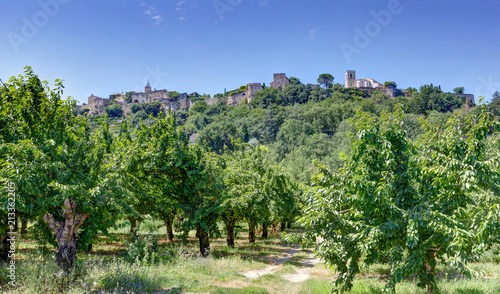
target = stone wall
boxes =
[454,93,475,104]
[204,97,224,106]
[270,73,290,89]
[87,94,111,114]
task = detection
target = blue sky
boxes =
[1,0,500,104]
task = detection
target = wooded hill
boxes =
[99,78,491,185]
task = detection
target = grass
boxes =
[211,286,270,294]
[299,278,500,294]
[2,221,500,293]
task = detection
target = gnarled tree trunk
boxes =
[164,213,175,243]
[43,199,88,271]
[197,225,210,257]
[248,223,256,243]
[225,220,236,247]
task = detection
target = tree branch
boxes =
[74,212,89,232]
[338,209,352,215]
[43,213,62,235]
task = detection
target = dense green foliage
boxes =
[105,103,123,117]
[1,67,499,293]
[0,67,126,269]
[176,82,479,186]
[130,101,162,117]
[290,107,500,293]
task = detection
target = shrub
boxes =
[130,103,143,114]
[131,110,148,128]
[105,104,123,118]
[125,233,159,265]
[143,102,162,117]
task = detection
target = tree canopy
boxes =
[0,67,126,269]
[317,73,334,89]
[289,106,500,293]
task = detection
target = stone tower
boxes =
[145,80,152,93]
[345,70,356,88]
[271,73,290,89]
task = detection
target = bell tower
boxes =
[345,70,356,88]
[145,80,152,93]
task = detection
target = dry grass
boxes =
[3,221,499,294]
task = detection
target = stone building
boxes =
[225,82,264,105]
[110,93,126,104]
[131,81,170,103]
[86,73,288,115]
[454,93,475,104]
[87,94,110,114]
[345,70,384,89]
[270,73,290,89]
[199,73,284,108]
[345,70,401,98]
[247,83,263,103]
[178,93,192,111]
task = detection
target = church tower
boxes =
[345,70,356,88]
[145,80,152,93]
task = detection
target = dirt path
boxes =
[154,243,323,294]
[240,245,321,283]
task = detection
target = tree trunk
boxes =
[128,216,139,238]
[197,225,210,257]
[195,226,200,239]
[287,222,292,229]
[226,220,235,247]
[0,223,10,262]
[85,243,93,253]
[20,219,28,236]
[164,214,175,243]
[261,223,268,239]
[15,214,19,234]
[271,221,278,235]
[280,222,286,231]
[44,199,88,271]
[425,253,438,294]
[248,223,256,243]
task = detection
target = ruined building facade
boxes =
[270,73,290,89]
[87,94,110,113]
[225,82,264,106]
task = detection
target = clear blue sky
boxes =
[1,0,500,104]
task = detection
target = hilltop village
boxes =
[79,71,474,116]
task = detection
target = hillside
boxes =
[93,80,482,185]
